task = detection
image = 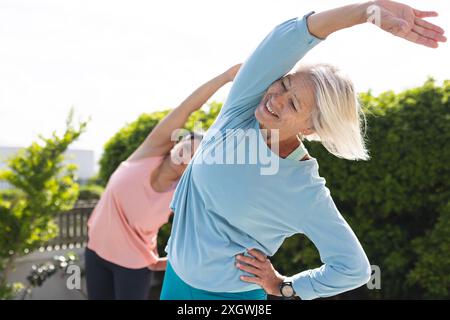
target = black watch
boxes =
[280,280,296,299]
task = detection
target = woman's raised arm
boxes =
[307,1,446,48]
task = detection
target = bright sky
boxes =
[1,0,449,169]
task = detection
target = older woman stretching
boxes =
[160,0,446,300]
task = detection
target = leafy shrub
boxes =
[78,184,104,201]
[102,80,450,299]
[98,102,222,186]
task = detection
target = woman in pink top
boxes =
[85,64,241,300]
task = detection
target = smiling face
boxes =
[255,72,316,142]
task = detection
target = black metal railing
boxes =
[40,199,165,299]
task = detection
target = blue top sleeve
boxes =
[215,11,322,128]
[290,186,372,300]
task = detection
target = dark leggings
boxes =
[84,247,153,300]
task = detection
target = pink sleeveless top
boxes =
[87,156,176,269]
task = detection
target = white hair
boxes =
[296,63,370,161]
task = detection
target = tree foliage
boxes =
[0,111,87,298]
[100,80,449,299]
[98,102,222,186]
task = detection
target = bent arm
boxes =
[291,186,371,300]
[128,65,241,161]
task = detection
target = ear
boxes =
[302,127,315,136]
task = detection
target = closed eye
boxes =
[281,79,297,112]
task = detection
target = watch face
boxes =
[281,284,295,297]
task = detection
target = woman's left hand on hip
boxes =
[235,248,284,296]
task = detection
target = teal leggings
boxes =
[160,262,267,300]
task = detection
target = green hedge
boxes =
[100,80,450,299]
[275,79,449,299]
[78,184,104,201]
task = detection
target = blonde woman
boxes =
[85,64,241,299]
[161,1,445,300]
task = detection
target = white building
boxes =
[0,146,95,190]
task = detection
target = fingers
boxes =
[415,17,445,35]
[229,64,242,74]
[413,9,438,18]
[405,30,438,48]
[410,9,446,46]
[240,275,261,285]
[247,248,267,262]
[224,63,243,82]
[235,249,270,276]
[236,254,264,269]
[413,24,447,43]
[236,261,262,276]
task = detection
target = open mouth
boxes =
[264,97,279,119]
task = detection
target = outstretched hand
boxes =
[370,0,446,48]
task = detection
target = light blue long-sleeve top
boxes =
[166,11,371,300]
